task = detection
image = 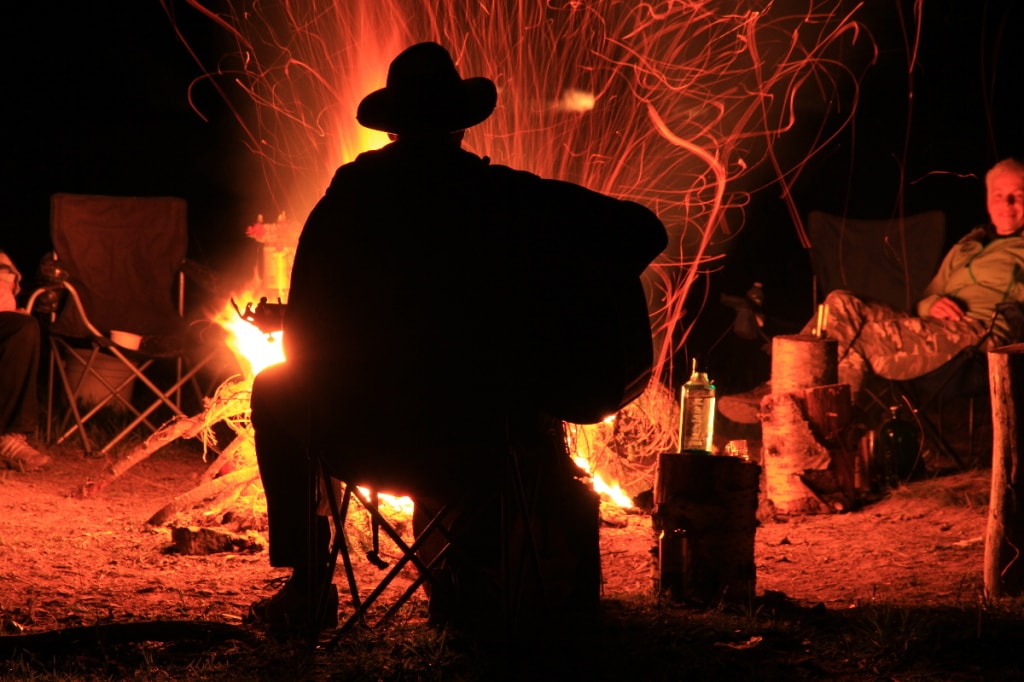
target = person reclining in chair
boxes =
[721,157,1024,422]
[246,42,667,636]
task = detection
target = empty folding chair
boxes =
[37,193,220,455]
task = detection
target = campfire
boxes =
[147,0,870,539]
[72,0,865,560]
[74,218,664,558]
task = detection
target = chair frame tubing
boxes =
[36,277,214,456]
[312,458,456,640]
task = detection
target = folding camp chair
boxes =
[312,458,458,638]
[806,209,1017,467]
[306,421,602,645]
[891,301,1024,468]
[35,193,219,455]
[807,209,947,314]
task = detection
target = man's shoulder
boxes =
[482,163,607,201]
[336,146,391,173]
[320,148,395,195]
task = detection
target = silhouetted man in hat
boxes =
[248,41,666,636]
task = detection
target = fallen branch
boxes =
[197,435,250,485]
[147,465,261,526]
[0,620,257,660]
[72,375,255,499]
[73,415,206,498]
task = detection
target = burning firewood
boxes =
[146,465,262,527]
[74,375,254,491]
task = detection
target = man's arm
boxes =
[926,296,967,320]
[915,233,971,319]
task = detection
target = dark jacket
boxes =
[284,139,666,453]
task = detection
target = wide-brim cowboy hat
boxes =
[357,42,497,134]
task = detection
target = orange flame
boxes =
[214,299,285,378]
[574,455,634,509]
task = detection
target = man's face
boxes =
[987,171,1024,236]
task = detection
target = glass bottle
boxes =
[657,527,687,601]
[875,405,921,487]
[678,358,716,453]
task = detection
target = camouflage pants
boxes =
[800,290,990,394]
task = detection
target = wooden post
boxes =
[652,453,761,605]
[984,343,1024,598]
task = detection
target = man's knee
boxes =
[250,363,296,432]
[822,289,861,309]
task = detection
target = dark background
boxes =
[2,1,1022,389]
[679,1,1023,389]
[2,2,258,283]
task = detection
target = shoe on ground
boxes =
[0,433,51,472]
[246,578,339,635]
[717,383,771,425]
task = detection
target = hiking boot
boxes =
[247,577,339,635]
[717,383,771,424]
[0,433,51,472]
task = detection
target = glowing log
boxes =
[148,466,262,527]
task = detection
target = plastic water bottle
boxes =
[678,358,716,453]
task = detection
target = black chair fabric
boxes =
[49,193,189,339]
[38,193,216,454]
[807,210,946,312]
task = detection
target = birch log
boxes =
[761,334,854,514]
[771,334,838,393]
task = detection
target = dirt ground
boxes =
[0,434,999,637]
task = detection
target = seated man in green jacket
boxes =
[721,157,1024,422]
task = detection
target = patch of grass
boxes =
[889,469,990,510]
[4,597,1022,681]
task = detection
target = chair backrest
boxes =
[807,210,946,313]
[49,193,188,338]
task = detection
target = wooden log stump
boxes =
[771,334,838,392]
[761,384,856,514]
[652,453,761,605]
[985,343,1024,598]
[761,333,856,514]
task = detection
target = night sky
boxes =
[3,2,255,279]
[2,1,1021,369]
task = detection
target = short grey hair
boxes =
[986,158,1024,186]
